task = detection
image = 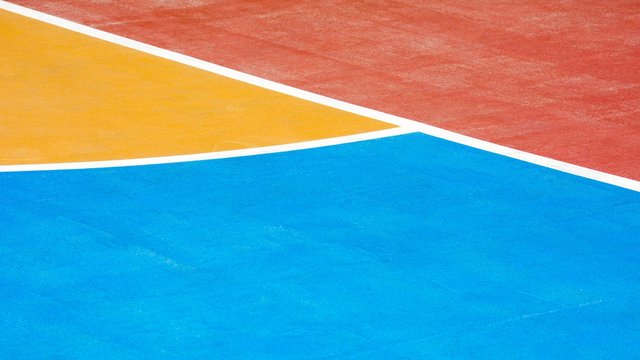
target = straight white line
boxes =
[414,128,640,192]
[1,1,639,192]
[0,128,414,172]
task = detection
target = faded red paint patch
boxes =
[13,0,640,180]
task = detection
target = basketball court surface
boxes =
[2,1,640,358]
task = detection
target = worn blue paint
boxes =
[1,133,639,359]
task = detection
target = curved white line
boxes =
[1,0,639,192]
[0,128,414,172]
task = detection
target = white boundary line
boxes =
[0,128,414,172]
[1,1,639,192]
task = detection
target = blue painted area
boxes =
[1,133,639,359]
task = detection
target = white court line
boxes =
[0,128,414,172]
[1,1,639,192]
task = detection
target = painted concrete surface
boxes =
[2,2,639,358]
[2,134,639,359]
[0,9,391,165]
[12,0,640,179]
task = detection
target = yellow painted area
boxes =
[0,11,393,165]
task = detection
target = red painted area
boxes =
[15,0,640,180]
